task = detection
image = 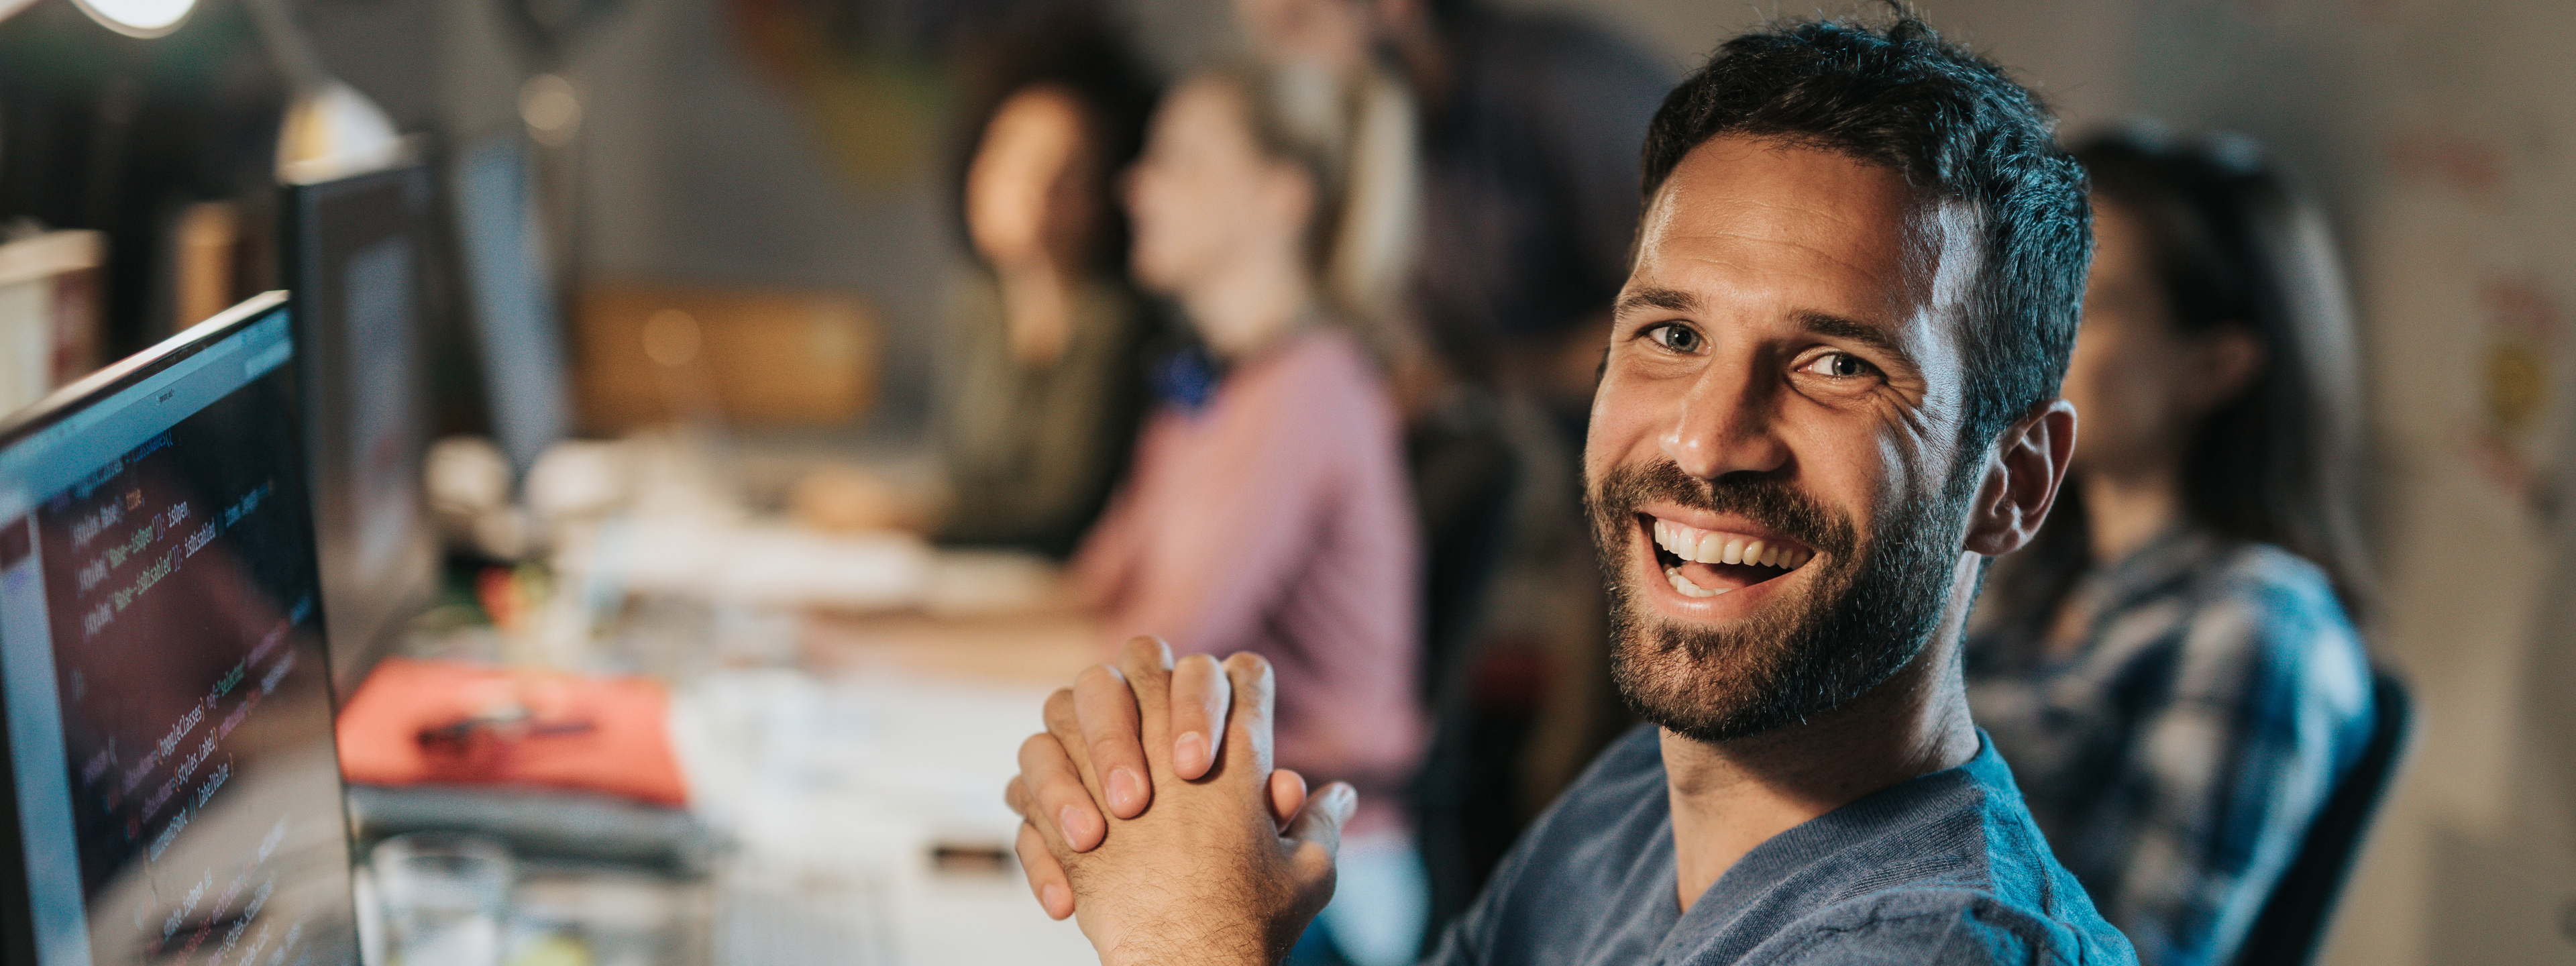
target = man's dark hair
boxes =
[1640,13,2093,450]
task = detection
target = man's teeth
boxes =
[1665,565,1727,598]
[1650,520,1813,570]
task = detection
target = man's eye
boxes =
[1801,352,1877,378]
[1646,324,1703,353]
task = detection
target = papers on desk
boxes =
[564,519,1061,619]
[669,669,1093,965]
[601,521,930,611]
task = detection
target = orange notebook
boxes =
[335,658,688,807]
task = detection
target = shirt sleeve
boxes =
[1759,902,2048,966]
[2104,565,2369,965]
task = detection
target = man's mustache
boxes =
[1589,460,1856,558]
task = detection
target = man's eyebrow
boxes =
[1799,312,1919,371]
[1614,286,1700,317]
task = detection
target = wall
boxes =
[304,0,950,436]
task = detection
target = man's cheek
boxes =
[1585,389,1659,473]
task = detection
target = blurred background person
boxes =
[922,18,1161,559]
[1231,0,1423,382]
[1964,127,2381,966]
[1068,63,1426,966]
[1229,0,1673,936]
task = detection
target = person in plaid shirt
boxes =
[1965,129,2379,966]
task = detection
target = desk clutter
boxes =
[336,424,1098,965]
[338,664,1095,966]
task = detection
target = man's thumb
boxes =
[1283,782,1354,914]
[1287,782,1356,858]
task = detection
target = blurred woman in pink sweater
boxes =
[1068,64,1428,964]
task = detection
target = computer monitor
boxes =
[282,164,443,698]
[449,136,572,480]
[0,292,361,966]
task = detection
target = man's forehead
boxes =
[1630,135,1977,332]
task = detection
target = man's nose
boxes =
[1659,360,1789,480]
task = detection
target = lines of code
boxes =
[150,816,310,966]
[71,481,271,643]
[29,374,350,966]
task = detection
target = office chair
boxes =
[1403,402,1522,945]
[2227,669,2412,966]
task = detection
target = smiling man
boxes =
[1002,13,2136,965]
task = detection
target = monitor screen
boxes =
[284,166,441,697]
[0,293,360,966]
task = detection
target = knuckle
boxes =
[1224,652,1276,702]
[1044,694,1081,732]
[1120,636,1167,665]
[1017,731,1054,759]
[1173,653,1222,690]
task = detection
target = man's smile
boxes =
[1633,509,1818,604]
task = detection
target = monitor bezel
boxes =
[0,292,293,451]
[0,290,356,966]
[280,164,445,699]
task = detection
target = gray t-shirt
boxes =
[1425,724,2137,965]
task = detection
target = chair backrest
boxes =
[2227,669,2412,966]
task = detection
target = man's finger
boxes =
[1072,663,1152,818]
[1281,782,1356,918]
[1015,732,1106,852]
[1043,687,1106,804]
[1285,782,1357,877]
[1168,653,1232,780]
[1014,822,1075,920]
[1218,651,1278,779]
[1268,767,1309,830]
[1114,637,1179,759]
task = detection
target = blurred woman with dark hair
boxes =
[923,19,1162,558]
[1965,127,2378,966]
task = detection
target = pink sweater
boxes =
[1072,328,1425,833]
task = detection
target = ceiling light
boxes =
[70,0,195,37]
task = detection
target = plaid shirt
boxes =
[1966,528,2375,966]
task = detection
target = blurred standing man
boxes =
[1006,14,2137,965]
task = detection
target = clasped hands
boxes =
[1003,637,1358,966]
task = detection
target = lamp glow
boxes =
[70,0,195,36]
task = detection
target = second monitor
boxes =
[282,163,444,699]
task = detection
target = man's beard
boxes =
[1587,460,1975,743]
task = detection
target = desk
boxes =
[678,612,1104,966]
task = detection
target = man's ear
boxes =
[1962,398,2077,557]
